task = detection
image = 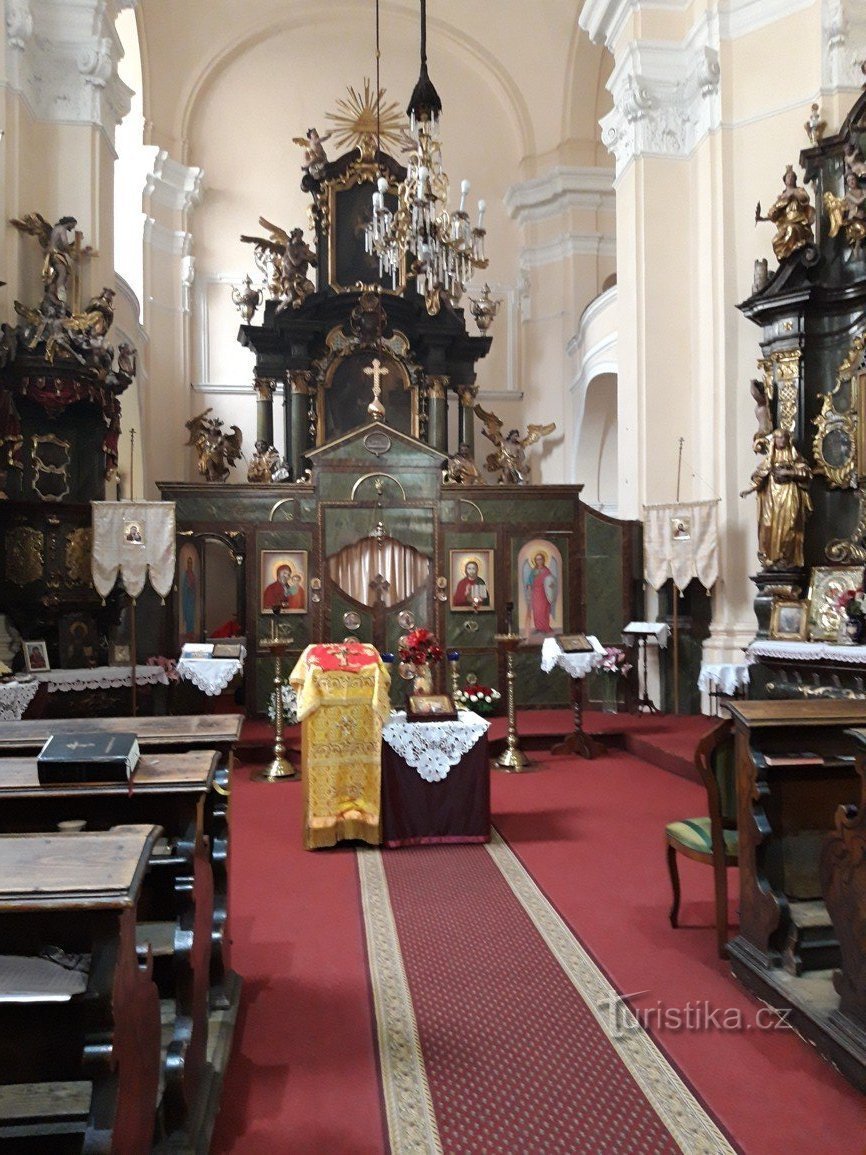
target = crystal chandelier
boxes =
[364,0,488,315]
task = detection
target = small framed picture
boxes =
[407,693,458,722]
[123,519,144,545]
[671,516,691,541]
[23,640,50,672]
[109,642,131,666]
[807,565,864,640]
[770,600,809,641]
[449,549,495,612]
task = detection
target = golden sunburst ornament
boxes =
[325,79,408,154]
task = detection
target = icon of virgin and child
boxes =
[262,562,306,611]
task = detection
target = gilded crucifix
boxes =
[364,357,388,422]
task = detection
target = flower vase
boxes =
[601,676,619,713]
[412,662,433,695]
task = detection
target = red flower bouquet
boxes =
[398,628,444,666]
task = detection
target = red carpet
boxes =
[212,719,865,1153]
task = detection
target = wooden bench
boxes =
[0,715,242,1009]
[0,825,163,1153]
[0,750,223,1149]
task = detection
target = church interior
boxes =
[2,1,866,1151]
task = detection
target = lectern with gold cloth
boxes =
[290,642,392,849]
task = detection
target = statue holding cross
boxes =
[364,357,388,422]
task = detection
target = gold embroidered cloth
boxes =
[290,644,392,850]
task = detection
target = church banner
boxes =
[91,500,176,600]
[643,499,719,592]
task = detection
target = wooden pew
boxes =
[0,825,163,1154]
[0,751,219,1149]
[724,699,865,1092]
[0,715,242,1009]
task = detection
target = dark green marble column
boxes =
[426,375,449,453]
[254,378,275,446]
[288,370,313,481]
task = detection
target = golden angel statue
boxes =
[240,218,317,310]
[825,172,866,258]
[755,166,815,261]
[740,428,812,569]
[185,408,243,483]
[473,404,556,485]
[10,212,78,308]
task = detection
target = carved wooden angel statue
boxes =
[240,218,316,310]
[10,212,78,308]
[755,166,815,261]
[473,404,556,485]
[293,127,332,179]
[184,408,243,484]
[825,172,866,257]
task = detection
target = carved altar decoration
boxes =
[240,219,317,312]
[184,409,243,483]
[0,212,138,674]
[739,80,866,700]
[474,404,556,485]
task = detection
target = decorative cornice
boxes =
[504,167,615,225]
[6,0,132,137]
[823,0,866,91]
[519,232,616,269]
[142,217,193,257]
[600,33,721,176]
[143,149,204,216]
[580,0,812,47]
[720,0,813,41]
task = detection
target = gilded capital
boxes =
[427,375,449,401]
[458,383,479,408]
[288,369,315,395]
[253,377,275,402]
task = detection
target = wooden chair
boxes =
[665,718,738,957]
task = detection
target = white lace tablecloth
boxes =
[698,663,750,695]
[177,658,244,696]
[34,665,169,693]
[0,678,40,720]
[746,639,866,664]
[540,636,605,678]
[622,621,670,648]
[382,710,489,783]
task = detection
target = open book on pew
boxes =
[37,732,140,784]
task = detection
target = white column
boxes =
[141,149,203,490]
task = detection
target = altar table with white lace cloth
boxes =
[177,644,246,697]
[0,678,40,721]
[34,665,169,692]
[380,710,490,848]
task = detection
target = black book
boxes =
[37,732,140,784]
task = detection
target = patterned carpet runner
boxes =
[358,831,737,1155]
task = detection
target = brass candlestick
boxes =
[253,637,298,782]
[493,632,528,772]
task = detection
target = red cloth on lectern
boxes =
[306,642,380,672]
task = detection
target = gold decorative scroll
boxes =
[813,331,866,491]
[760,349,801,433]
[65,527,92,585]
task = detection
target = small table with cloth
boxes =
[290,642,391,850]
[380,710,490,847]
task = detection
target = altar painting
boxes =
[516,539,563,640]
[260,550,308,614]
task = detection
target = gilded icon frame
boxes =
[769,600,809,641]
[806,565,864,640]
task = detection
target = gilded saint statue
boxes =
[740,428,812,569]
[445,442,483,485]
[825,171,866,258]
[755,166,815,262]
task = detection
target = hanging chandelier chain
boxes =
[363,0,488,314]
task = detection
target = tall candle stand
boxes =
[253,614,298,783]
[447,650,461,700]
[493,632,529,772]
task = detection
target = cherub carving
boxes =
[473,404,556,485]
[10,213,78,308]
[825,172,866,257]
[184,409,243,483]
[293,128,332,179]
[240,219,317,310]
